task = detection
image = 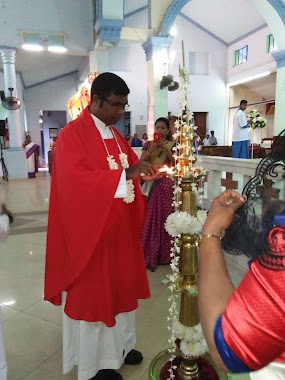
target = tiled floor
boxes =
[0,173,248,380]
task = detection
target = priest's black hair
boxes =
[90,72,130,101]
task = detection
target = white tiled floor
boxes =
[0,174,247,379]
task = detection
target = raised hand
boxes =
[202,190,246,239]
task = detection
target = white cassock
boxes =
[63,114,136,380]
[0,214,9,380]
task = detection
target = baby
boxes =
[0,203,13,380]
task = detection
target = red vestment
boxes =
[44,108,150,327]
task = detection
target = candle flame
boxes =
[158,165,175,175]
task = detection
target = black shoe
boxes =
[91,369,123,380]
[124,349,143,365]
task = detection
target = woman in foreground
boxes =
[199,188,285,379]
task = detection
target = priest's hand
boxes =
[126,162,162,181]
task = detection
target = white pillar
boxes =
[89,49,109,73]
[0,48,27,178]
[272,50,285,136]
[0,48,22,150]
[142,36,173,137]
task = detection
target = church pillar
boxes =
[89,0,124,74]
[0,48,27,178]
[142,36,173,137]
[272,49,285,136]
[94,0,124,47]
[89,48,109,73]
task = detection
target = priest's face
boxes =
[90,93,129,126]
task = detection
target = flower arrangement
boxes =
[247,109,266,129]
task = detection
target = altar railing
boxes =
[200,156,261,209]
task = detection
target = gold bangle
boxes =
[147,149,153,156]
[200,233,221,242]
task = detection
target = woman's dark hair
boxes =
[91,72,130,101]
[155,117,172,141]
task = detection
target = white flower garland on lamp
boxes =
[102,129,135,204]
[164,65,208,379]
[165,210,207,237]
[173,320,208,357]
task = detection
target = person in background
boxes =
[209,130,218,145]
[49,137,57,151]
[0,203,13,380]
[131,133,142,148]
[232,99,249,158]
[199,189,285,379]
[140,117,175,271]
[45,72,162,380]
[3,119,9,149]
[126,135,132,146]
[141,133,148,146]
[22,134,39,178]
[203,134,210,146]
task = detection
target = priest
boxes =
[44,73,160,380]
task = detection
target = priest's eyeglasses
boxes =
[103,98,130,111]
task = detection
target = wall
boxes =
[109,43,148,135]
[227,26,276,83]
[25,74,77,149]
[124,9,148,29]
[124,0,148,29]
[168,14,228,145]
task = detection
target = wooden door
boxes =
[193,112,207,139]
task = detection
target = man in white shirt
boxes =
[209,131,218,145]
[203,134,210,146]
[232,100,250,158]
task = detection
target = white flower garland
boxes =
[165,210,207,237]
[102,130,135,204]
[173,320,208,357]
[165,66,208,379]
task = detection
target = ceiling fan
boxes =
[0,88,21,110]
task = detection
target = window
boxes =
[267,34,277,53]
[234,46,248,66]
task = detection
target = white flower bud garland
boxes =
[164,66,208,379]
[102,129,135,204]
